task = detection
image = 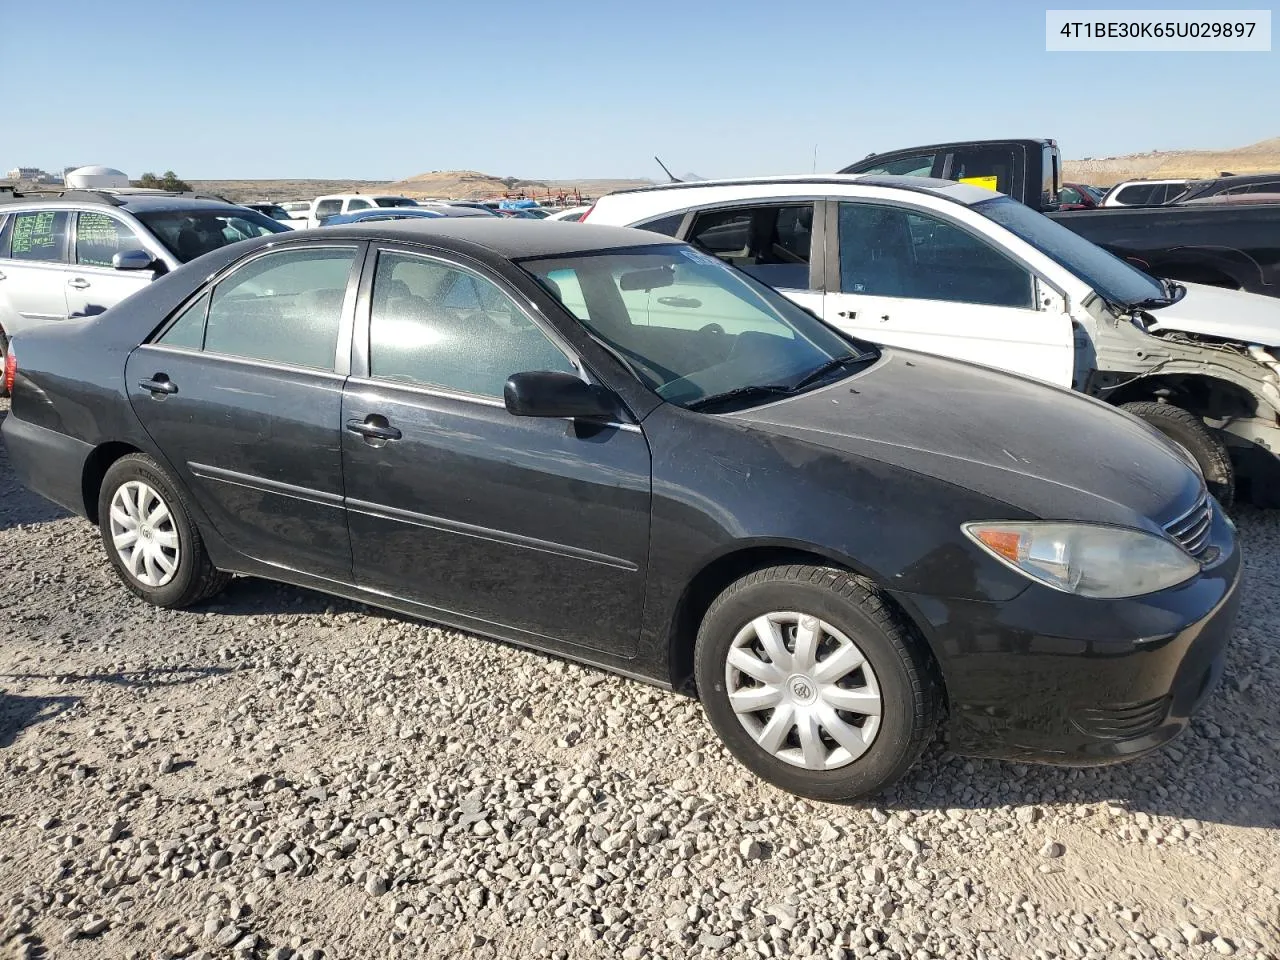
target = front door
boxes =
[341,246,652,655]
[822,200,1074,387]
[0,209,73,336]
[65,211,158,318]
[126,243,362,579]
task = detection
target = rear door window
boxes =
[687,204,815,290]
[946,146,1017,194]
[347,199,373,211]
[202,247,357,370]
[76,212,145,267]
[8,210,70,262]
[314,199,342,220]
[1114,184,1158,206]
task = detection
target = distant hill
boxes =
[189,171,651,204]
[383,170,650,201]
[1064,136,1280,186]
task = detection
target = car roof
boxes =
[0,192,254,215]
[604,174,999,206]
[316,218,675,258]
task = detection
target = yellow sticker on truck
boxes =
[959,175,999,191]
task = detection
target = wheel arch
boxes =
[82,441,145,524]
[1103,372,1263,422]
[665,541,945,699]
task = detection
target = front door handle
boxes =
[836,309,857,320]
[0,270,7,281]
[880,314,890,322]
[347,416,402,442]
[138,375,178,396]
[67,278,90,290]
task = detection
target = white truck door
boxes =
[820,200,1074,387]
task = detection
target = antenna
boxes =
[654,156,682,183]
[812,144,818,173]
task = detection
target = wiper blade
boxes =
[686,384,794,412]
[790,353,871,391]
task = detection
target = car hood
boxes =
[1148,281,1280,346]
[729,349,1201,529]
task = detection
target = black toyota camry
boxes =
[1,219,1239,800]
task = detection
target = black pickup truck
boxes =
[840,139,1280,299]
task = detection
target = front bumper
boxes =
[896,507,1242,764]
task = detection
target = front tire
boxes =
[98,454,230,608]
[1120,401,1234,508]
[694,565,940,802]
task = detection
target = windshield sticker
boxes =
[959,175,999,191]
[681,248,724,268]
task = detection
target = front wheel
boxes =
[1121,401,1234,508]
[98,453,230,608]
[694,565,940,801]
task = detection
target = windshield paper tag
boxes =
[681,248,723,268]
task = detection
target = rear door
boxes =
[340,244,652,655]
[0,209,73,336]
[821,199,1074,386]
[125,242,362,579]
[65,211,159,318]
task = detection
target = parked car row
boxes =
[0,153,1263,803]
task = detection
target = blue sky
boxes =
[2,0,1275,181]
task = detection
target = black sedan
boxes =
[1,219,1240,800]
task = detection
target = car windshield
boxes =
[974,196,1167,307]
[374,197,417,208]
[136,209,288,262]
[521,244,875,408]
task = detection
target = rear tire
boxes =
[694,564,940,802]
[97,453,230,608]
[1120,401,1234,508]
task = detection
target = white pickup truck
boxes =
[307,194,417,228]
[585,175,1280,506]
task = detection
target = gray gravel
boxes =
[1,398,1278,959]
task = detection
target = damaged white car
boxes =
[585,175,1280,505]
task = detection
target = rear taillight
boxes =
[578,204,595,223]
[3,349,15,395]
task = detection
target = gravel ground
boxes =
[1,398,1277,960]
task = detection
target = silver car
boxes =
[0,191,287,363]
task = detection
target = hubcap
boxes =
[724,612,882,771]
[109,480,180,587]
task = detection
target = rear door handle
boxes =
[67,278,90,290]
[346,417,402,442]
[138,376,178,396]
[0,270,7,280]
[836,309,857,319]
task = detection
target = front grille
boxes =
[1073,694,1171,739]
[1164,491,1213,558]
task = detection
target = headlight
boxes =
[963,522,1200,599]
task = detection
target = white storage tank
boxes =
[65,166,130,189]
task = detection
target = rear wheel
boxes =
[98,454,230,608]
[694,564,940,801]
[1121,401,1234,508]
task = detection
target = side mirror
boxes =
[112,249,157,271]
[504,371,620,420]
